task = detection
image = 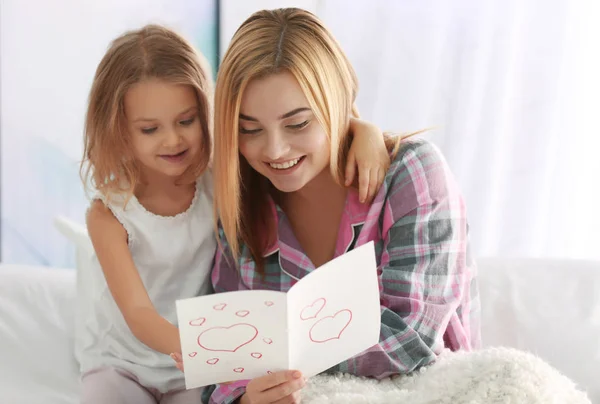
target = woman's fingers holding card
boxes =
[242,370,305,403]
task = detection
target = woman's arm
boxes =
[87,200,181,355]
[211,228,249,294]
[330,140,479,378]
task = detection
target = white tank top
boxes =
[75,173,216,393]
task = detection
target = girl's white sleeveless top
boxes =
[75,173,216,393]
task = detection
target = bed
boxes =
[0,217,598,403]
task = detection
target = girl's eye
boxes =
[180,116,196,126]
[239,127,262,135]
[141,127,157,135]
[287,120,309,130]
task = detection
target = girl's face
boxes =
[238,71,330,193]
[124,78,202,180]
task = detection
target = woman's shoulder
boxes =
[389,137,447,171]
[382,136,457,202]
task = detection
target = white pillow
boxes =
[54,216,94,269]
[0,217,91,403]
[0,265,80,404]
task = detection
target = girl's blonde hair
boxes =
[213,8,403,272]
[81,24,213,202]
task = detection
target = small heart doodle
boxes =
[188,317,206,326]
[300,298,326,320]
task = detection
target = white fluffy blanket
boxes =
[301,347,591,404]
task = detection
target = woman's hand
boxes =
[345,117,390,203]
[240,370,305,404]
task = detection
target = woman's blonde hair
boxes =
[213,8,403,272]
[81,24,213,202]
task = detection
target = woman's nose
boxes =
[263,132,290,161]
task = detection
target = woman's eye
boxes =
[141,127,157,135]
[287,120,309,130]
[180,117,196,126]
[240,127,262,135]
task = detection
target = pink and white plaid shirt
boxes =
[205,138,480,403]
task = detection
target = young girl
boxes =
[77,24,389,404]
[206,8,479,404]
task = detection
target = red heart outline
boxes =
[213,303,227,311]
[188,352,197,358]
[300,298,326,320]
[309,309,353,343]
[236,310,250,317]
[198,323,258,352]
[206,358,219,365]
[233,367,245,373]
[188,317,206,326]
[251,352,263,359]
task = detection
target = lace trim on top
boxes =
[129,180,201,222]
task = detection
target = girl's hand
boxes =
[345,118,390,203]
[170,352,184,372]
[240,370,305,404]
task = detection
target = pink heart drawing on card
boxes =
[251,352,263,359]
[262,337,273,345]
[188,352,197,358]
[236,310,250,317]
[206,358,219,365]
[300,298,326,320]
[264,301,274,307]
[188,317,206,326]
[309,309,353,343]
[198,323,258,352]
[213,303,227,311]
[233,367,245,373]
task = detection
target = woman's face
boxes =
[238,71,330,193]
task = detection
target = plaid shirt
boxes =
[205,139,481,404]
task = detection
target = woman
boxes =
[208,8,479,404]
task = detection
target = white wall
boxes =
[220,0,318,56]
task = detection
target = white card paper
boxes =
[176,241,380,389]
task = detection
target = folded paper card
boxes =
[176,241,381,389]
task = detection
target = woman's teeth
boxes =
[269,157,301,170]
